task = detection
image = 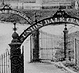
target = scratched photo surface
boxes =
[0,0,79,73]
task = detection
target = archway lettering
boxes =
[19,10,79,44]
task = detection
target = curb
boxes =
[51,62,77,73]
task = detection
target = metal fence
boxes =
[0,45,24,73]
[39,30,64,61]
[74,38,79,66]
[0,49,11,73]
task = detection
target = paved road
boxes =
[24,62,67,73]
[23,33,67,73]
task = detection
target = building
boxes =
[0,0,79,10]
[2,0,42,9]
[42,0,72,9]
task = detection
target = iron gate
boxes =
[39,30,64,61]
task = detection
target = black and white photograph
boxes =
[0,0,79,73]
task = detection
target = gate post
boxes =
[63,24,68,60]
[9,23,24,73]
[30,29,40,62]
[33,30,40,62]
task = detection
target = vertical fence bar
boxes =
[4,53,5,73]
[0,55,1,73]
[0,55,2,73]
[22,46,24,73]
[40,31,42,59]
[6,50,7,73]
[30,35,32,62]
[2,54,3,73]
[8,50,10,73]
[74,38,77,65]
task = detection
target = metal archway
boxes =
[0,4,32,24]
[19,9,79,44]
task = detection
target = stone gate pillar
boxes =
[9,23,24,73]
[30,30,40,62]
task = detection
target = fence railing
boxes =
[0,45,24,73]
[0,49,11,73]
